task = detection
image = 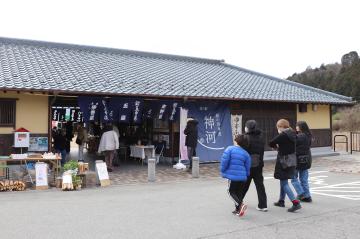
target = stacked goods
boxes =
[43,152,57,159]
[0,180,26,191]
[10,154,28,159]
[27,154,43,159]
[62,171,74,190]
[78,162,89,174]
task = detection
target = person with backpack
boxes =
[269,119,301,212]
[241,120,268,212]
[291,121,313,202]
[220,134,251,217]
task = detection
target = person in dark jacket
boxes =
[221,134,251,217]
[291,121,313,202]
[184,117,198,170]
[54,129,67,166]
[269,119,301,212]
[241,120,268,212]
[65,121,74,154]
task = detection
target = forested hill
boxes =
[287,51,360,101]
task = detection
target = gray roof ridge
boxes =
[0,36,223,65]
[223,63,353,102]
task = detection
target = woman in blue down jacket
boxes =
[221,134,251,217]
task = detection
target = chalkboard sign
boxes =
[95,161,110,186]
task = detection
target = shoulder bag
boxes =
[279,153,297,169]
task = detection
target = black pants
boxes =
[242,166,268,208]
[187,146,195,168]
[228,180,246,209]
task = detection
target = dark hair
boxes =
[234,134,249,148]
[296,121,312,136]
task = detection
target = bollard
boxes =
[148,158,156,182]
[192,157,199,178]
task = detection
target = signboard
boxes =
[95,160,110,186]
[14,132,30,148]
[28,137,49,152]
[35,162,48,189]
[231,114,242,141]
[186,102,233,162]
[179,107,188,161]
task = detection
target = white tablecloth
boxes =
[130,145,155,159]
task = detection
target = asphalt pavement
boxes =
[1,165,360,239]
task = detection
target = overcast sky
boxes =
[1,0,359,78]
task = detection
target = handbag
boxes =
[76,137,83,145]
[279,153,297,169]
[297,155,310,165]
[250,154,261,168]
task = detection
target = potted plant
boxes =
[63,160,82,190]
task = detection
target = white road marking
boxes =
[264,170,360,201]
[311,181,360,201]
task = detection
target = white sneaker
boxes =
[256,207,268,212]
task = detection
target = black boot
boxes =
[288,200,302,212]
[274,200,285,207]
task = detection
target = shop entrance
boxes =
[50,96,180,167]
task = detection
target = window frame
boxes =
[0,98,17,128]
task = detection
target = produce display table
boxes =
[0,156,61,184]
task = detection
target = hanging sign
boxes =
[132,99,143,124]
[119,100,132,123]
[100,99,111,123]
[186,102,233,162]
[179,107,189,161]
[78,97,102,122]
[52,108,59,121]
[231,114,242,141]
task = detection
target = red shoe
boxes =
[238,203,247,217]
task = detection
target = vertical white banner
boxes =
[179,107,188,162]
[231,114,242,140]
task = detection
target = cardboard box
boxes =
[0,161,7,177]
[78,171,97,188]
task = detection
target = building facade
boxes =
[0,37,353,159]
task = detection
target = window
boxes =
[0,99,16,127]
[298,104,308,113]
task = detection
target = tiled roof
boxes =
[0,37,353,104]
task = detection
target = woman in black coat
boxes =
[291,121,313,202]
[269,119,301,212]
[241,120,268,212]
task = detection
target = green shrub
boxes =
[63,160,79,171]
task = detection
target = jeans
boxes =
[279,179,296,201]
[187,146,195,168]
[78,144,84,161]
[242,167,267,208]
[228,180,246,208]
[291,169,311,198]
[56,149,67,166]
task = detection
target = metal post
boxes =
[192,157,199,178]
[148,158,156,182]
[350,132,353,154]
